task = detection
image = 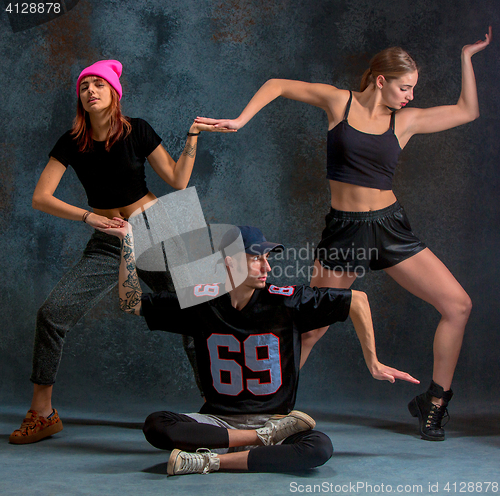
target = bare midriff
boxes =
[329,180,397,212]
[92,191,158,220]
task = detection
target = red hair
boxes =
[71,85,131,153]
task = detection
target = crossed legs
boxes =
[143,411,333,473]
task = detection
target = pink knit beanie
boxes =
[76,60,123,100]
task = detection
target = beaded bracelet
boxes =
[82,211,91,223]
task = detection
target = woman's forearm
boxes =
[455,28,492,121]
[235,79,283,128]
[147,125,202,190]
[170,131,200,189]
[32,193,88,221]
[456,52,480,120]
[32,191,125,229]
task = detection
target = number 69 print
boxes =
[207,333,282,396]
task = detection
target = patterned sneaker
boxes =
[9,409,63,444]
[167,448,220,475]
[256,410,316,446]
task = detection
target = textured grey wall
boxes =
[1,0,499,413]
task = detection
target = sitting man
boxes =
[106,223,418,475]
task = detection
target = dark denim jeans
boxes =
[30,230,177,385]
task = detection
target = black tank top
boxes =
[326,91,401,190]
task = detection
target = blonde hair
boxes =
[360,47,418,91]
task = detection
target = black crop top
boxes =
[326,92,401,190]
[49,118,162,209]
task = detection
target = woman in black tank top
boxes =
[195,27,492,441]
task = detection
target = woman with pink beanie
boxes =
[9,60,231,444]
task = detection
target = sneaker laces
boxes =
[18,414,42,431]
[264,416,301,442]
[20,417,34,428]
[186,448,213,475]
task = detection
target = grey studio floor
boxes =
[1,397,499,496]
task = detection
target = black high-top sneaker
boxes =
[408,380,453,441]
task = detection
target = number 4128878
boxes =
[5,3,62,14]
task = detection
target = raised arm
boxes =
[349,290,419,384]
[147,121,236,190]
[402,27,492,138]
[32,158,124,229]
[195,79,343,130]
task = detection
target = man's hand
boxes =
[96,217,131,240]
[369,361,420,384]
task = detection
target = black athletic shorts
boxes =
[314,201,426,272]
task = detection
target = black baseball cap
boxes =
[239,226,284,255]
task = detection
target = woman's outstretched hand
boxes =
[194,117,241,131]
[190,120,238,133]
[462,26,492,57]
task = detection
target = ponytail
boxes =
[360,69,373,91]
[360,47,418,91]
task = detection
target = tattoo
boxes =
[183,142,197,158]
[120,234,141,314]
[119,298,137,315]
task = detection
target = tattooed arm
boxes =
[147,121,235,190]
[119,228,143,315]
[97,220,143,315]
